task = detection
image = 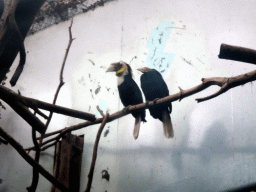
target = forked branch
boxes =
[25,67,256,152]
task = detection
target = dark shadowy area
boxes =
[29,0,117,35]
[0,0,46,83]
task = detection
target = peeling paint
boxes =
[104,129,109,137]
[95,85,101,95]
[181,57,193,66]
[88,59,95,65]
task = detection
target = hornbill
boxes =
[106,61,146,139]
[137,67,174,138]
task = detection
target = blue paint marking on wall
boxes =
[97,99,107,117]
[145,21,176,77]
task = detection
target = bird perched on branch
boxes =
[106,61,146,139]
[137,67,174,138]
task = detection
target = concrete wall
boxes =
[1,0,256,191]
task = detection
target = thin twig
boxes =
[40,140,59,151]
[33,108,48,120]
[0,127,70,192]
[30,18,75,191]
[96,105,105,117]
[27,128,40,192]
[43,18,74,132]
[84,112,109,192]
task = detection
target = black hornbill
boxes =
[137,67,173,138]
[106,61,146,139]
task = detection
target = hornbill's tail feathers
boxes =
[134,115,141,140]
[162,110,174,138]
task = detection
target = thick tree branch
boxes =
[25,95,96,121]
[219,43,256,65]
[7,0,26,86]
[0,87,46,133]
[84,110,109,192]
[24,67,256,151]
[0,0,47,84]
[0,127,70,192]
[0,85,96,122]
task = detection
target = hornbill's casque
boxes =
[106,61,146,139]
[137,67,174,138]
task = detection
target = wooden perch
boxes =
[219,43,256,65]
[0,85,96,122]
[24,66,256,151]
[0,127,70,192]
[23,96,96,121]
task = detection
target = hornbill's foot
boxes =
[145,100,150,106]
[153,98,160,104]
[122,105,131,112]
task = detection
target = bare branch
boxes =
[8,0,26,86]
[96,105,105,117]
[29,18,75,191]
[84,112,109,192]
[25,96,96,121]
[26,83,212,151]
[219,43,256,65]
[0,85,96,122]
[40,140,59,151]
[0,87,46,133]
[24,68,256,151]
[44,17,75,130]
[33,108,48,120]
[196,69,256,102]
[0,127,70,192]
[27,128,40,192]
